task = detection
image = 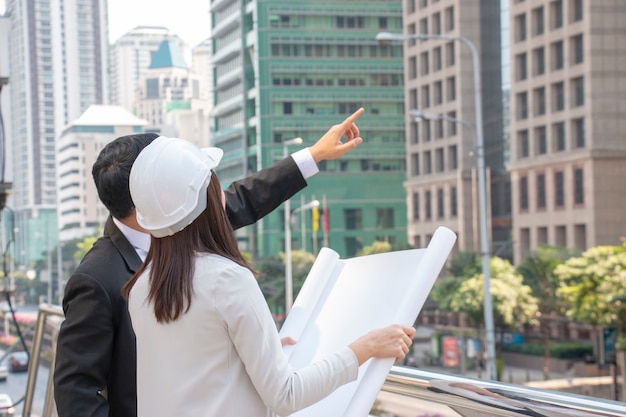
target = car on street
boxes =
[0,393,14,416]
[0,364,7,382]
[8,352,29,373]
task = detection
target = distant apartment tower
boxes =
[210,0,408,258]
[402,0,508,256]
[56,105,148,242]
[508,0,626,262]
[5,0,108,266]
[135,40,206,141]
[109,26,187,113]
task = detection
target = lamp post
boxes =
[378,31,496,380]
[284,199,320,315]
[282,137,303,314]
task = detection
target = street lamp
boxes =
[285,199,319,315]
[379,30,496,380]
[282,137,303,315]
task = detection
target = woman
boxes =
[123,136,415,417]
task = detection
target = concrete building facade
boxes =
[402,0,509,258]
[508,0,626,262]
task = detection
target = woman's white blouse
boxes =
[128,253,359,417]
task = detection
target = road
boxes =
[0,351,50,417]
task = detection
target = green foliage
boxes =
[502,342,593,360]
[446,257,538,328]
[555,243,626,331]
[358,241,391,256]
[431,251,481,311]
[74,232,100,261]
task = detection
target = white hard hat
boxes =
[129,136,223,238]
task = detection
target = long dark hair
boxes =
[122,173,252,323]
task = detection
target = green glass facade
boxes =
[211,0,407,258]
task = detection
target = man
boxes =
[53,109,364,417]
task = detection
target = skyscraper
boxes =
[402,0,508,257]
[5,0,108,266]
[210,0,408,258]
[109,26,188,113]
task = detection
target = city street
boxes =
[0,349,49,416]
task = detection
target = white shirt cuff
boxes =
[291,148,319,180]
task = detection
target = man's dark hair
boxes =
[92,133,159,219]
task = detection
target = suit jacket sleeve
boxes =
[54,273,113,417]
[225,155,307,230]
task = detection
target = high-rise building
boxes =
[56,105,148,242]
[402,0,509,257]
[508,0,626,262]
[109,26,187,113]
[5,0,108,266]
[135,40,207,142]
[210,0,408,258]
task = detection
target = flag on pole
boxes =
[322,195,329,247]
[312,203,320,233]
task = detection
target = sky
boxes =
[0,0,212,47]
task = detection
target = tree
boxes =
[517,245,573,379]
[431,251,482,312]
[555,242,626,397]
[74,233,100,261]
[358,241,391,256]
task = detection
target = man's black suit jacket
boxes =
[53,156,308,417]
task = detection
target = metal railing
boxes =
[20,304,626,417]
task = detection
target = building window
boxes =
[433,46,442,71]
[533,47,545,76]
[448,145,458,169]
[344,208,362,230]
[412,192,420,220]
[421,85,430,108]
[447,111,457,136]
[425,190,432,220]
[571,76,584,107]
[436,148,444,172]
[520,176,529,210]
[532,7,545,36]
[551,40,564,70]
[344,237,363,257]
[555,225,567,247]
[407,0,416,14]
[574,224,586,250]
[445,6,454,31]
[437,188,445,218]
[446,76,456,101]
[376,208,394,229]
[535,126,547,155]
[432,12,441,35]
[515,13,527,42]
[574,168,584,205]
[445,42,455,66]
[436,118,444,139]
[537,173,546,209]
[571,34,584,65]
[420,51,430,75]
[515,53,528,81]
[410,122,419,144]
[555,171,564,207]
[571,0,583,22]
[411,153,420,176]
[572,118,585,148]
[423,151,432,174]
[419,17,428,35]
[450,186,458,217]
[534,87,546,116]
[550,0,563,29]
[553,122,566,151]
[552,81,564,111]
[518,129,529,158]
[409,56,417,79]
[434,81,443,105]
[517,92,528,120]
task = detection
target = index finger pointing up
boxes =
[341,107,365,127]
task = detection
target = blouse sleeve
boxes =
[215,265,359,416]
